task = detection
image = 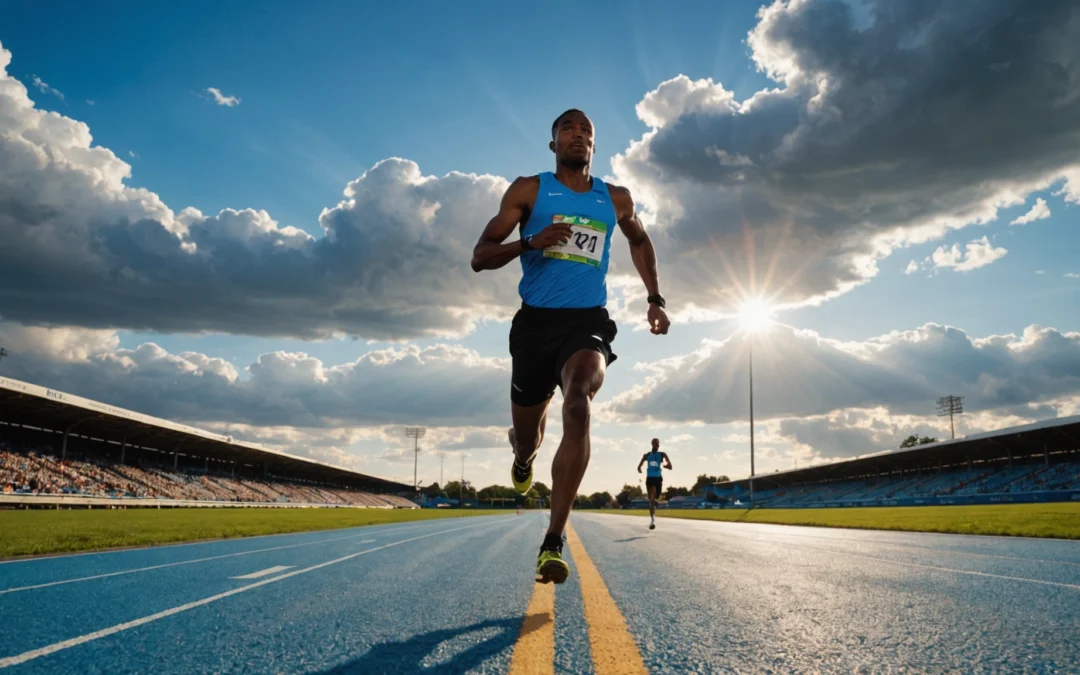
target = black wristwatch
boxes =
[647,294,666,308]
[521,235,534,251]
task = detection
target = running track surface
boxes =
[1,512,1079,674]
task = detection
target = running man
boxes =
[637,438,672,530]
[471,109,670,584]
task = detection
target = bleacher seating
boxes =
[751,460,1080,507]
[0,442,417,507]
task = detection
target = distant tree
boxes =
[691,474,730,495]
[477,484,519,501]
[900,435,938,449]
[574,494,591,509]
[532,482,551,501]
[663,486,691,500]
[423,482,445,498]
[443,480,476,500]
[616,483,644,507]
[588,491,614,509]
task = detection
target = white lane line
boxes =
[596,515,1080,590]
[842,551,1080,592]
[701,531,1080,592]
[0,519,453,594]
[1,530,378,595]
[665,520,1080,569]
[0,517,509,670]
[229,565,293,580]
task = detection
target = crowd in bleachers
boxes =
[0,442,416,508]
[754,459,1080,507]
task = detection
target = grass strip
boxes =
[0,508,500,558]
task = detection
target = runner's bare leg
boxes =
[547,349,605,536]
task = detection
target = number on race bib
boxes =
[544,215,608,267]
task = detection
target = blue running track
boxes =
[1,512,1078,673]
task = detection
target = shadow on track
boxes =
[312,614,550,674]
[614,536,648,543]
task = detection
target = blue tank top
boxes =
[518,172,616,308]
[646,451,663,478]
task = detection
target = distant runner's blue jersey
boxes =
[646,451,664,478]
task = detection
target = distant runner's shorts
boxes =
[646,476,663,497]
[509,303,617,407]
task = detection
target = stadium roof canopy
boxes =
[0,375,411,492]
[716,414,1080,491]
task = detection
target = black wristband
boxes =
[520,235,534,251]
[647,294,666,308]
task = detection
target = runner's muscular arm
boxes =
[610,184,670,334]
[662,452,673,470]
[637,453,647,473]
[470,176,538,272]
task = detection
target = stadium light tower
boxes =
[460,452,466,507]
[737,299,774,510]
[937,395,964,440]
[748,336,755,508]
[0,346,8,369]
[405,426,426,491]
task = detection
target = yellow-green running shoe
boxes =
[509,428,536,494]
[511,455,535,494]
[536,544,570,585]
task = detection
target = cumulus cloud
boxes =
[774,405,1060,461]
[609,0,1080,318]
[0,322,510,428]
[904,260,920,275]
[29,75,64,101]
[204,87,240,107]
[607,322,1080,425]
[928,236,1008,273]
[1066,272,1080,279]
[0,41,519,340]
[1010,197,1052,225]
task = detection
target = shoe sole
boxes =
[535,559,570,585]
[649,524,655,530]
[511,466,533,495]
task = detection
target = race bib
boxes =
[543,215,608,267]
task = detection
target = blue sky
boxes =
[1,0,1079,494]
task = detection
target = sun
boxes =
[737,298,775,333]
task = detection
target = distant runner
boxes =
[637,438,671,530]
[471,109,670,584]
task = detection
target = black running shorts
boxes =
[646,476,663,498]
[509,303,617,407]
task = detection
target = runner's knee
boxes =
[562,388,591,433]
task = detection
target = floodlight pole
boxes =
[936,395,964,440]
[405,427,426,491]
[749,336,755,509]
[0,346,8,369]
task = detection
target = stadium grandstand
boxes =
[707,415,1080,508]
[0,375,418,509]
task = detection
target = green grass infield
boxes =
[0,507,501,559]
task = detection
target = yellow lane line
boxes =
[509,566,556,674]
[565,522,648,675]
